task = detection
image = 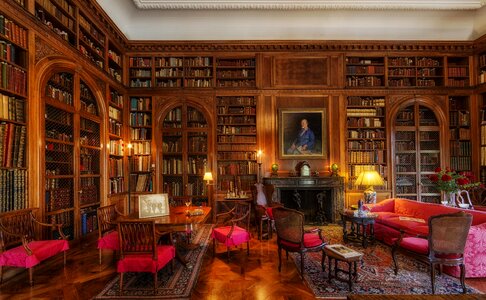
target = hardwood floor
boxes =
[0,228,484,300]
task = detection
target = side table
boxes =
[324,244,363,291]
[340,211,378,248]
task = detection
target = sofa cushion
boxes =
[378,216,426,233]
[368,199,395,213]
[374,212,403,222]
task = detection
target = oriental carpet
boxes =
[93,223,212,299]
[292,225,482,299]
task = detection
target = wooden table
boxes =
[324,245,363,291]
[118,206,212,267]
[341,211,377,248]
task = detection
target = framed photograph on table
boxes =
[138,193,170,218]
[278,108,327,159]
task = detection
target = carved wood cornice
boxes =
[126,41,475,53]
[35,37,64,63]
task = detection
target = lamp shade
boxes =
[203,172,213,182]
[355,170,384,187]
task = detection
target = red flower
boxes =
[457,178,469,186]
[441,174,452,182]
[434,167,442,173]
[429,174,439,182]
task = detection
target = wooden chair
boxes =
[272,207,327,279]
[117,220,176,293]
[212,201,251,259]
[470,186,486,211]
[0,208,69,286]
[391,211,473,294]
[97,204,124,265]
[251,183,282,240]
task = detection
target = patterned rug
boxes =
[93,224,212,299]
[294,225,483,299]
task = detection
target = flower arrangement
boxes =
[428,167,483,193]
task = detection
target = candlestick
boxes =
[257,150,262,164]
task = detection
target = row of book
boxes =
[450,140,472,156]
[130,127,151,140]
[109,119,122,136]
[348,150,385,164]
[218,161,258,175]
[0,122,26,168]
[348,129,385,139]
[130,112,152,127]
[0,93,25,122]
[347,140,385,150]
[447,79,469,87]
[81,209,98,235]
[130,97,151,111]
[129,57,152,68]
[217,96,256,106]
[79,185,98,206]
[346,65,384,75]
[0,169,27,213]
[217,69,255,78]
[78,14,104,45]
[132,140,151,155]
[216,79,256,87]
[49,211,74,240]
[217,135,256,143]
[187,156,206,175]
[188,136,207,152]
[481,125,486,145]
[45,187,72,212]
[109,106,122,121]
[109,157,123,177]
[130,79,151,88]
[450,157,472,172]
[0,14,28,49]
[162,158,183,175]
[130,156,152,172]
[218,178,255,193]
[187,109,207,123]
[450,127,471,140]
[1,61,27,96]
[130,174,153,192]
[36,0,75,31]
[347,117,383,128]
[217,106,256,115]
[346,76,383,87]
[217,115,255,125]
[217,151,256,161]
[109,177,124,194]
[109,89,123,107]
[156,79,181,87]
[347,96,385,107]
[45,84,73,105]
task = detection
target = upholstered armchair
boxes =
[212,201,251,259]
[0,208,69,286]
[117,220,176,293]
[97,204,125,265]
[272,207,327,279]
[391,211,473,294]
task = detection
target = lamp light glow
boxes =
[355,170,384,204]
[203,172,213,182]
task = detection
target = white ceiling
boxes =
[96,0,486,41]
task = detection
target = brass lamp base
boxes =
[363,186,377,204]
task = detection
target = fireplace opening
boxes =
[280,189,332,225]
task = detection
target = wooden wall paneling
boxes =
[330,94,345,175]
[260,55,273,87]
[272,55,331,88]
[258,94,275,177]
[330,55,345,88]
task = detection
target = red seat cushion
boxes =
[394,237,429,255]
[212,225,250,247]
[266,207,274,219]
[97,231,119,250]
[279,232,324,251]
[0,240,69,268]
[117,245,175,273]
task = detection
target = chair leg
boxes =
[227,246,230,260]
[259,219,263,240]
[391,247,399,275]
[430,262,436,294]
[212,238,216,256]
[460,263,467,294]
[300,253,304,279]
[64,251,67,266]
[29,267,33,286]
[119,272,124,294]
[99,249,102,265]
[154,271,157,293]
[0,265,2,284]
[246,241,250,256]
[321,250,326,272]
[278,246,282,272]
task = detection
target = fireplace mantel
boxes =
[262,176,344,223]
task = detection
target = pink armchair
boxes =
[0,208,69,286]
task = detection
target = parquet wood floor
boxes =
[0,229,484,300]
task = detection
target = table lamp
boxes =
[355,170,384,204]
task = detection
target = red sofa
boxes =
[366,198,486,278]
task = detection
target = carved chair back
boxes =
[273,207,304,245]
[0,209,37,251]
[118,220,157,260]
[97,204,120,237]
[428,211,472,256]
[232,201,251,231]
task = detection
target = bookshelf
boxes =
[35,0,76,46]
[108,87,124,195]
[216,96,258,194]
[345,96,387,191]
[345,57,385,87]
[154,56,183,88]
[387,56,443,87]
[216,57,256,88]
[447,56,470,87]
[448,96,472,174]
[393,103,441,203]
[44,73,101,239]
[78,12,105,70]
[480,93,486,185]
[129,57,152,88]
[108,41,122,83]
[0,12,28,213]
[129,96,153,194]
[479,51,486,85]
[184,56,213,88]
[162,104,209,205]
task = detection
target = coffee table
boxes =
[340,211,378,248]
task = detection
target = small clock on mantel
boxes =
[299,161,311,177]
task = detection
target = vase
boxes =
[442,191,456,206]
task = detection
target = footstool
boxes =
[324,244,363,291]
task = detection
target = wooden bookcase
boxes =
[448,96,472,174]
[184,56,213,88]
[152,56,213,88]
[154,56,183,88]
[393,103,441,203]
[129,57,152,88]
[480,92,486,185]
[108,41,123,83]
[108,87,125,195]
[0,12,28,213]
[161,104,209,205]
[129,96,153,195]
[387,56,443,87]
[479,51,486,85]
[44,72,101,239]
[78,11,105,70]
[345,96,387,190]
[446,56,470,87]
[35,0,76,46]
[216,96,258,194]
[215,57,256,88]
[345,57,385,87]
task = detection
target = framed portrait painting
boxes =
[138,193,170,218]
[278,108,327,159]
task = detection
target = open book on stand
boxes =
[325,244,363,259]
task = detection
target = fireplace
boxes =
[262,176,344,224]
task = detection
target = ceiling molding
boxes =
[132,0,485,10]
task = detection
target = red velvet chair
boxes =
[391,211,473,294]
[272,207,327,279]
[212,201,251,259]
[97,204,124,265]
[252,183,282,240]
[117,220,176,293]
[0,208,69,286]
